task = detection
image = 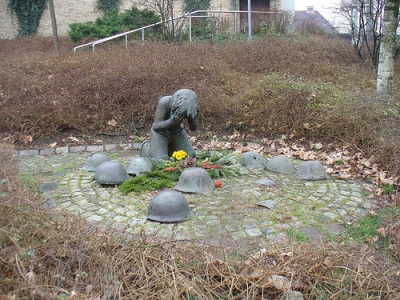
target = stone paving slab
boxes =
[17,147,377,244]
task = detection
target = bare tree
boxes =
[376,0,400,100]
[139,0,186,41]
[338,0,400,68]
[339,0,385,66]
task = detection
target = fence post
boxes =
[248,0,252,40]
[234,11,237,35]
[189,15,192,42]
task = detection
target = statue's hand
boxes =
[171,110,184,124]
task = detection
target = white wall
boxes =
[281,0,295,13]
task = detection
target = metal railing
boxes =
[73,10,282,52]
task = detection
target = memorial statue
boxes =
[140,89,199,161]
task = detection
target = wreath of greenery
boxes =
[8,0,47,36]
[119,151,248,194]
[96,0,121,14]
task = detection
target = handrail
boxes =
[73,10,282,52]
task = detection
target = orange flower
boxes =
[215,180,223,188]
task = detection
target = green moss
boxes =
[344,207,400,248]
[19,174,38,190]
[383,184,394,194]
[285,228,309,243]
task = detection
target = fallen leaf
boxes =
[85,285,93,293]
[372,235,379,242]
[280,251,293,258]
[377,227,387,237]
[323,257,333,266]
[107,119,117,127]
[240,146,251,153]
[202,161,223,169]
[19,134,32,144]
[49,142,57,148]
[163,167,178,172]
[270,274,291,291]
[394,194,400,206]
[70,290,78,297]
[315,143,323,149]
[68,136,80,143]
[375,188,383,197]
[240,266,264,279]
[339,173,352,179]
[0,295,16,300]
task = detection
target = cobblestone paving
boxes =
[17,146,376,244]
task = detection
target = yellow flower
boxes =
[172,150,188,161]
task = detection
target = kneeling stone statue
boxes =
[140,89,199,161]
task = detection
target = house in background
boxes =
[1,0,295,39]
[294,5,337,34]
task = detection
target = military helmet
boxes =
[82,153,110,171]
[126,157,153,176]
[265,155,295,175]
[239,151,266,170]
[147,189,190,223]
[295,161,330,180]
[174,167,215,194]
[94,160,130,185]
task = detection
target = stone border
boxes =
[16,143,143,157]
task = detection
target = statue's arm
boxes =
[152,96,181,132]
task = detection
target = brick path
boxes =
[17,143,376,245]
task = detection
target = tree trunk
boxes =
[376,0,399,100]
[48,0,60,56]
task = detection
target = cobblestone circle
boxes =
[17,144,376,244]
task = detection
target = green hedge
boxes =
[68,7,161,43]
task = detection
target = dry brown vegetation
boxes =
[1,35,400,299]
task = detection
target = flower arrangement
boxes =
[120,150,247,194]
[172,150,188,161]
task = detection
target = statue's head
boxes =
[171,89,199,119]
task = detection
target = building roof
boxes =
[294,9,337,34]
